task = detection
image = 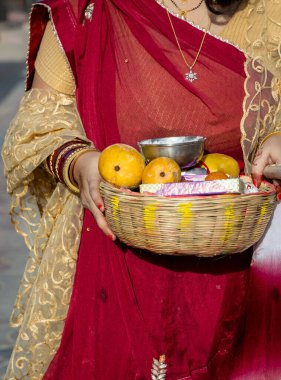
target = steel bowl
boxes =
[138,136,205,168]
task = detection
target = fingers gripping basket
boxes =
[100,181,276,257]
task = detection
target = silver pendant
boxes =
[84,3,95,21]
[185,69,197,82]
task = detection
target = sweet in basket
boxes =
[99,138,276,257]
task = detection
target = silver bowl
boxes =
[138,136,205,168]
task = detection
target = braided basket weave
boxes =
[100,181,276,257]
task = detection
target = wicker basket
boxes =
[100,181,276,257]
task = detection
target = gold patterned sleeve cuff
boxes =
[34,21,76,95]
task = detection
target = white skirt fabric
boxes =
[230,202,281,379]
[254,202,281,262]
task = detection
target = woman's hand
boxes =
[73,150,116,240]
[252,134,281,187]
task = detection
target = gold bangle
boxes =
[48,151,56,176]
[62,147,94,193]
[260,131,281,146]
[55,142,87,180]
[69,148,98,186]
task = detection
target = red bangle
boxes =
[45,139,89,180]
[50,139,84,175]
[55,143,87,182]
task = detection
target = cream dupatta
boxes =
[2,89,88,379]
[2,0,281,379]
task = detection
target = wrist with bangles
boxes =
[45,138,85,177]
[44,140,98,193]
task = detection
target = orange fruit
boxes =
[200,153,240,177]
[142,157,181,184]
[98,144,145,188]
[205,171,228,181]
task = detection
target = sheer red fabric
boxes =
[75,0,245,159]
[42,0,254,379]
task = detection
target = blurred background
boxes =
[0,0,33,377]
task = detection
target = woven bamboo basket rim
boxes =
[100,180,276,201]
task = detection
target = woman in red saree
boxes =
[2,0,281,379]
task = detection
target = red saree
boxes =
[28,0,256,378]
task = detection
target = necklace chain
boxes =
[169,0,204,18]
[165,7,210,81]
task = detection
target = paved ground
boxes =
[0,18,28,379]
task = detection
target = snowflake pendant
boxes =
[185,69,197,82]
